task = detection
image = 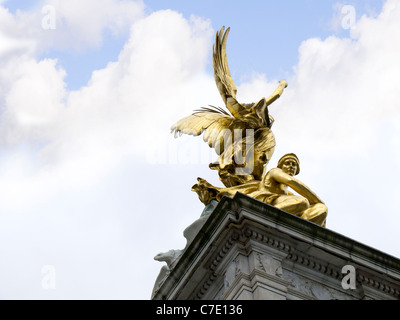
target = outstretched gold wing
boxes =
[213,26,248,118]
[171,26,288,158]
[171,110,234,155]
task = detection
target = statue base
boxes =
[152,193,400,300]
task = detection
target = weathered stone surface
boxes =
[152,193,400,300]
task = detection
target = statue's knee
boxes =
[315,203,328,215]
[311,203,328,222]
[298,197,310,211]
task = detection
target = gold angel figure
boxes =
[171,26,288,187]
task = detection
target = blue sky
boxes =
[2,0,386,90]
[53,0,383,90]
[145,0,384,77]
[0,0,399,300]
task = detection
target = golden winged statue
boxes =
[171,26,288,188]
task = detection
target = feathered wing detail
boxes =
[171,111,234,155]
[170,26,288,189]
[213,26,247,118]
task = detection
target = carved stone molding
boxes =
[192,225,293,299]
[152,193,400,300]
[358,272,400,299]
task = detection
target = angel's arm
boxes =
[253,80,288,127]
[265,80,288,107]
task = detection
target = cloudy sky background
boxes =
[0,0,399,299]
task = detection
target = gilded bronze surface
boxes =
[171,26,327,227]
[171,27,286,186]
[192,154,327,227]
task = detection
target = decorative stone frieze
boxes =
[152,193,400,300]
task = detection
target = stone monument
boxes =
[152,193,400,300]
[151,27,400,300]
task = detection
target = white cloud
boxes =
[0,58,66,145]
[0,5,214,177]
[0,7,37,59]
[272,0,400,155]
[263,0,400,257]
[33,10,214,172]
[36,0,145,50]
[0,0,145,56]
[0,5,215,299]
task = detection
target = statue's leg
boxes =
[300,203,328,227]
[273,195,310,216]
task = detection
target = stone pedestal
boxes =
[152,193,400,300]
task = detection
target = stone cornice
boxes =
[152,192,400,300]
[229,193,400,276]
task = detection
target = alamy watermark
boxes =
[41,265,56,290]
[41,5,56,30]
[147,128,256,176]
[341,265,356,290]
[341,5,357,30]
